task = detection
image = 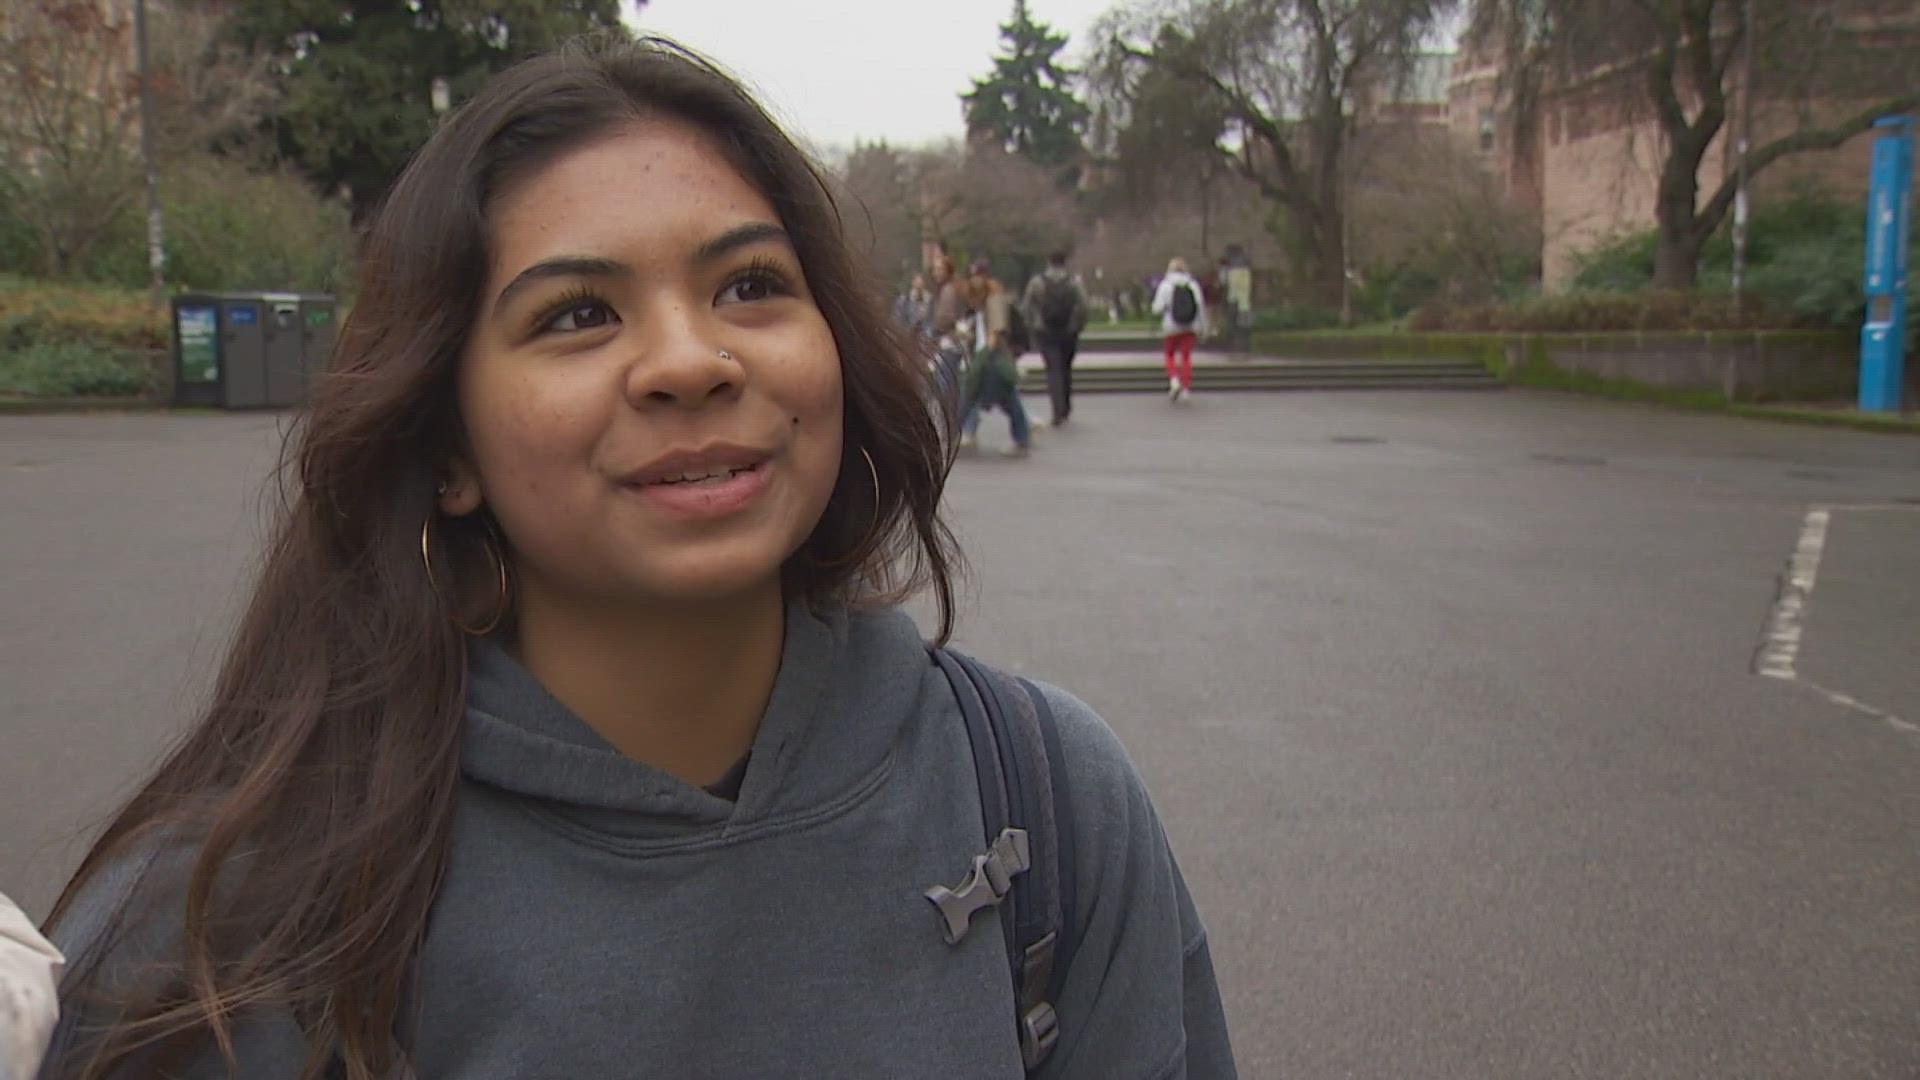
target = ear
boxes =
[438,457,484,517]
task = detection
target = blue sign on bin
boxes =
[227,305,258,326]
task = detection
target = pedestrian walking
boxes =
[1152,257,1208,401]
[928,256,974,403]
[1223,248,1254,356]
[0,892,61,1080]
[930,253,969,339]
[958,325,1034,457]
[893,273,935,340]
[1020,251,1089,427]
[35,38,1235,1080]
[930,316,971,410]
[966,257,1017,352]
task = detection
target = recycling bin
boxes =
[172,292,337,409]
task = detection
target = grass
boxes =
[1508,362,1920,435]
[1726,403,1920,434]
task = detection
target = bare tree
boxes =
[145,0,278,166]
[0,0,141,277]
[914,140,1079,287]
[1349,124,1539,305]
[0,1,279,279]
[1076,171,1287,309]
[1092,0,1460,307]
[836,140,925,287]
[1475,0,1920,288]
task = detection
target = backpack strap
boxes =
[926,647,1079,1073]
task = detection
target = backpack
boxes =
[1038,275,1079,335]
[1170,281,1199,327]
[1005,304,1033,356]
[926,647,1079,1074]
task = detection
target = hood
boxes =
[459,602,932,842]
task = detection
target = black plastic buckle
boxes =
[1019,1001,1060,1069]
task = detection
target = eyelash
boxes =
[730,256,796,300]
[528,258,797,335]
[531,285,607,335]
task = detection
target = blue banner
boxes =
[1860,116,1912,413]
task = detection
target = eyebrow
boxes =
[490,222,793,314]
[691,221,792,266]
[493,256,628,313]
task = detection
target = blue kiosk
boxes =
[1860,115,1912,413]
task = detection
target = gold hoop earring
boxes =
[814,447,884,569]
[421,515,510,636]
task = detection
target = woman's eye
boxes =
[547,301,615,333]
[719,273,782,305]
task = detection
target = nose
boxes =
[622,316,745,409]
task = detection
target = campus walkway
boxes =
[5,390,1919,1076]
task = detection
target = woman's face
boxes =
[446,120,844,611]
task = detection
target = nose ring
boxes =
[718,349,734,362]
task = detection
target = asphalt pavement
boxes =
[5,389,1920,1077]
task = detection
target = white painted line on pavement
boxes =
[1755,506,1830,680]
[1753,503,1916,739]
[1791,678,1917,736]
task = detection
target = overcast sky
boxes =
[624,0,1121,156]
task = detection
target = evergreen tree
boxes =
[961,0,1090,186]
[229,0,633,222]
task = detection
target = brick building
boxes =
[1444,10,1912,290]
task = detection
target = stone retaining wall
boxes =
[1245,330,1898,404]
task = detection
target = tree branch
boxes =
[1138,45,1304,198]
[1697,92,1920,239]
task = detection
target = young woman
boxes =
[1152,257,1208,402]
[39,39,1235,1080]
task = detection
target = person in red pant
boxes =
[1151,257,1207,401]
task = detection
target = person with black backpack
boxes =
[1152,256,1209,402]
[1020,251,1090,427]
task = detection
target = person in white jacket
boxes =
[0,892,61,1080]
[1150,257,1208,401]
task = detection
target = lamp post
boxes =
[133,0,166,303]
[1730,0,1757,310]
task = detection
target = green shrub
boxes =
[1567,231,1658,293]
[47,154,354,295]
[1251,305,1344,332]
[0,339,158,398]
[0,279,168,352]
[1353,265,1441,321]
[1567,189,1913,331]
[162,157,355,294]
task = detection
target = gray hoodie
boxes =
[43,604,1236,1079]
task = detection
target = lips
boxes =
[620,443,773,488]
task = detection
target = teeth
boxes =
[662,467,743,485]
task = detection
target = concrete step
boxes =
[1018,359,1502,394]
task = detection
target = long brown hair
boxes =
[46,37,959,1080]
